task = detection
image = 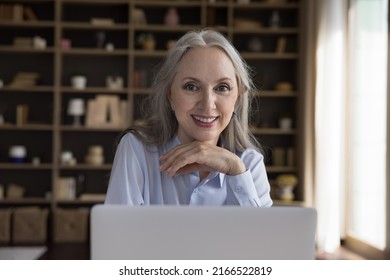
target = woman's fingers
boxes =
[159,141,244,177]
[160,143,207,176]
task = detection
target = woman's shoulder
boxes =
[119,131,162,155]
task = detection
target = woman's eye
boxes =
[183,83,198,91]
[215,84,230,93]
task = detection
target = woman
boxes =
[105,29,272,207]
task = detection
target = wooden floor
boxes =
[38,244,367,260]
[316,246,365,260]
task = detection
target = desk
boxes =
[39,243,90,260]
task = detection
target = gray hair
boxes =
[123,29,261,153]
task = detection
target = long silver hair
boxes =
[123,29,261,153]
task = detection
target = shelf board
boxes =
[0,46,55,53]
[60,86,128,94]
[0,198,51,206]
[61,22,128,30]
[0,20,55,28]
[0,86,54,93]
[241,52,298,60]
[233,2,300,9]
[62,0,129,4]
[60,164,112,170]
[256,90,297,97]
[0,163,53,170]
[250,127,296,135]
[266,165,297,173]
[56,198,105,205]
[272,199,305,207]
[134,1,202,8]
[133,24,201,32]
[60,125,123,132]
[60,48,128,56]
[133,50,167,57]
[0,124,53,131]
[233,27,299,34]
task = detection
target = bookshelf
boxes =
[0,0,305,245]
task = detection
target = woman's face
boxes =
[170,47,238,144]
[169,46,239,145]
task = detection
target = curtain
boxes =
[303,0,348,253]
[304,0,388,255]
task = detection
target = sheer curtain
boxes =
[313,0,347,253]
[346,0,388,254]
[303,0,388,254]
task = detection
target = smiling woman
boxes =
[104,30,272,207]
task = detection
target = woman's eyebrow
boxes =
[182,77,233,82]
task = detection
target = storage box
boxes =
[53,208,89,243]
[12,207,48,244]
[0,209,11,244]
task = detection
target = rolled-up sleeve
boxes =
[225,149,272,207]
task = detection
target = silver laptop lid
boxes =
[90,205,317,260]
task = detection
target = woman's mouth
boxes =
[191,115,218,127]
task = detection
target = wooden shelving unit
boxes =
[0,0,305,245]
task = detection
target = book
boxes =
[24,7,37,21]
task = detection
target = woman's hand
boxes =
[159,141,246,177]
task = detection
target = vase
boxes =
[164,8,179,25]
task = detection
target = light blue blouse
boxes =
[105,133,272,207]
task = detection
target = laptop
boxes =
[90,205,317,260]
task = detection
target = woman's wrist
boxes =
[226,155,246,176]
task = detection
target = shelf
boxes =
[60,48,128,56]
[60,87,128,94]
[0,46,55,53]
[0,198,51,206]
[56,198,105,206]
[250,127,296,135]
[133,50,168,57]
[256,90,297,97]
[0,86,54,92]
[133,24,202,32]
[60,125,123,132]
[59,164,112,170]
[0,20,55,28]
[61,22,128,30]
[0,163,53,170]
[233,28,299,34]
[0,124,53,131]
[272,199,305,207]
[266,166,297,173]
[241,52,298,60]
[233,3,300,9]
[134,1,202,8]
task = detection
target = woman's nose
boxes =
[199,88,217,110]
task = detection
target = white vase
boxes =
[71,76,87,89]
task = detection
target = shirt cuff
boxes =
[225,170,262,207]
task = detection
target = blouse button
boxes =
[234,186,242,193]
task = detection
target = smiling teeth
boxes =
[193,116,217,123]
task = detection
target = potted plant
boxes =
[137,33,156,51]
[275,174,298,201]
